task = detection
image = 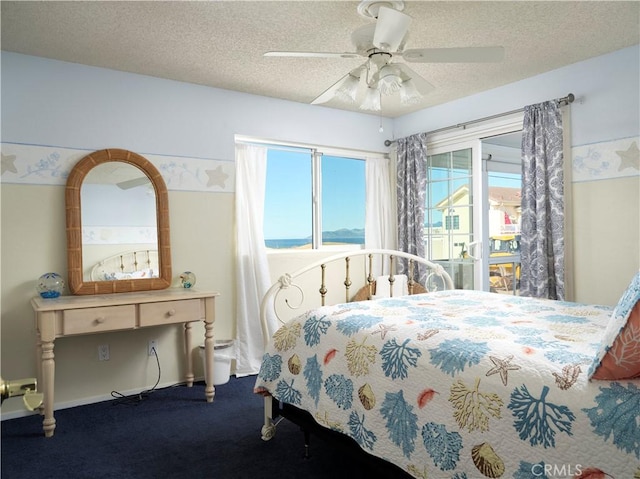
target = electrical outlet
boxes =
[98,344,110,361]
[148,339,158,356]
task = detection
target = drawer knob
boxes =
[94,317,106,324]
[167,309,176,317]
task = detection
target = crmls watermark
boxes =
[531,463,583,477]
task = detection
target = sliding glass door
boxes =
[425,143,481,289]
[424,119,523,292]
[482,131,523,295]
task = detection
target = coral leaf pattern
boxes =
[258,353,282,381]
[380,337,422,380]
[336,313,384,336]
[381,390,418,458]
[607,319,640,371]
[582,382,640,459]
[275,379,301,405]
[272,322,301,351]
[324,374,353,410]
[345,337,377,376]
[508,385,575,448]
[429,338,489,376]
[421,422,463,471]
[303,355,323,407]
[303,314,331,347]
[348,411,377,450]
[449,378,503,432]
[552,364,581,390]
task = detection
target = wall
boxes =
[393,45,640,304]
[0,52,392,418]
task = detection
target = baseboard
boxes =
[1,379,196,422]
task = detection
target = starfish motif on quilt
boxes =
[1,152,18,175]
[371,323,397,340]
[616,140,640,171]
[205,165,229,188]
[486,354,521,386]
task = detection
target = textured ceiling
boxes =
[1,1,639,118]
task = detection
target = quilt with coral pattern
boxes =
[254,290,640,479]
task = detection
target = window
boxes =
[445,215,460,230]
[263,145,366,250]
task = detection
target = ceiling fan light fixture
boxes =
[334,74,360,103]
[399,78,422,105]
[360,87,381,111]
[377,65,403,95]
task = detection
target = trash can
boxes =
[199,340,235,385]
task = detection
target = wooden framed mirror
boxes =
[66,149,172,294]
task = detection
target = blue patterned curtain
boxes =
[520,101,565,300]
[396,132,428,284]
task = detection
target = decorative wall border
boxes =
[572,136,639,183]
[0,143,235,192]
[2,137,637,189]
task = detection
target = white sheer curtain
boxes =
[365,156,396,249]
[234,144,276,376]
[365,155,396,277]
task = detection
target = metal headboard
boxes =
[259,249,454,347]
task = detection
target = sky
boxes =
[264,149,365,240]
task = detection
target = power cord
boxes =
[111,346,161,405]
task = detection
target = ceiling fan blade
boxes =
[117,177,150,190]
[402,46,505,63]
[311,66,364,105]
[264,51,360,59]
[395,63,435,94]
[373,6,411,52]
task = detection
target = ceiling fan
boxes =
[264,0,504,111]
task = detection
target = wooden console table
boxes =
[31,289,218,437]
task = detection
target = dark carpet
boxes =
[1,375,389,479]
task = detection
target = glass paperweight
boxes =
[37,272,65,298]
[180,271,196,289]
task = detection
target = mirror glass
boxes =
[66,149,172,295]
[81,163,158,282]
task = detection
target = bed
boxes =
[254,249,640,478]
[90,249,159,281]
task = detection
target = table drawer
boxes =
[63,305,135,335]
[139,299,201,327]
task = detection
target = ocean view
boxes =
[265,237,364,249]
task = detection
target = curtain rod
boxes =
[384,93,575,147]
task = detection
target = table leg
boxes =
[184,322,194,387]
[204,320,215,402]
[41,340,56,437]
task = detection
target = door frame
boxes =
[425,113,524,290]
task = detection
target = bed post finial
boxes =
[367,254,374,300]
[320,264,327,306]
[344,256,352,303]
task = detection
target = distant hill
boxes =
[315,228,365,239]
